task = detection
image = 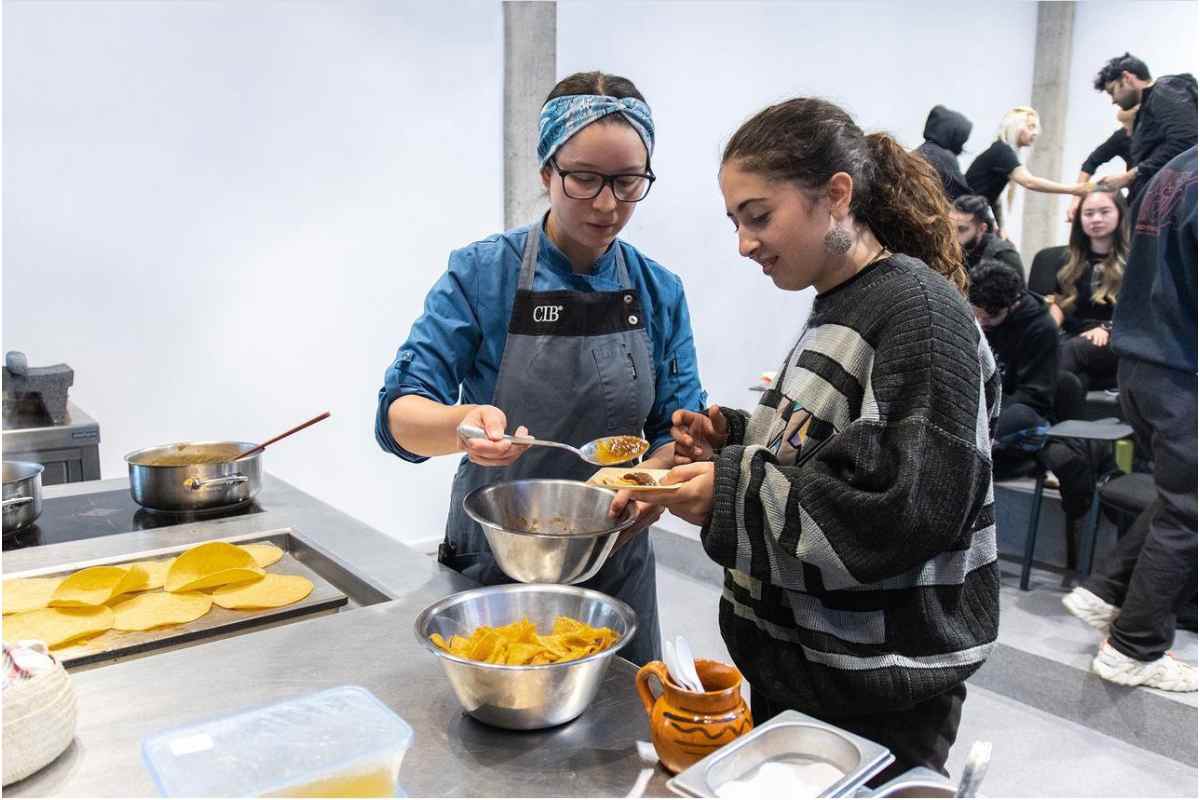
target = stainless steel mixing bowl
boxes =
[462,479,637,584]
[414,583,638,730]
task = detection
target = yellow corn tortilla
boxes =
[3,577,63,615]
[174,566,264,593]
[165,541,263,593]
[241,542,284,568]
[110,591,213,631]
[120,559,174,592]
[2,606,115,648]
[50,565,149,608]
[430,615,618,665]
[210,574,314,609]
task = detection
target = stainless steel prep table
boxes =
[3,474,674,797]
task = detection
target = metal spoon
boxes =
[457,424,649,467]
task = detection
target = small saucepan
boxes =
[3,461,44,533]
[125,441,262,513]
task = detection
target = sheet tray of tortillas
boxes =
[2,539,347,669]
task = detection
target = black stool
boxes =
[1020,418,1133,590]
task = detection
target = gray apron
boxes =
[438,219,662,665]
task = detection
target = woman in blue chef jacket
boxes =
[374,71,707,665]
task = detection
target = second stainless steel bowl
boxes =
[463,479,637,584]
[414,583,637,729]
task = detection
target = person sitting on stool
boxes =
[970,260,1058,478]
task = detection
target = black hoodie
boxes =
[914,106,974,201]
[965,232,1024,275]
[983,291,1058,418]
[1130,73,1198,203]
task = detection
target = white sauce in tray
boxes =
[714,758,847,800]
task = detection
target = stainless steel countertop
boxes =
[3,474,674,797]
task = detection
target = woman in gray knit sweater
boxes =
[629,98,1002,784]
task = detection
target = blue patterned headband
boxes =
[537,95,655,167]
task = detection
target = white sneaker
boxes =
[1063,587,1120,631]
[1091,641,1198,692]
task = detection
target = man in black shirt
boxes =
[970,260,1057,477]
[1092,53,1198,208]
[952,195,1023,274]
[913,105,973,201]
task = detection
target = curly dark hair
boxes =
[968,259,1024,313]
[722,97,967,295]
[1094,53,1152,91]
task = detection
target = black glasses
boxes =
[550,157,656,202]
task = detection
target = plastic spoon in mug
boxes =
[663,639,686,690]
[663,639,701,692]
[674,636,705,693]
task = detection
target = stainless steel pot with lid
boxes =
[125,441,262,512]
[3,461,44,533]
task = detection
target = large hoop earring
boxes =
[823,219,852,255]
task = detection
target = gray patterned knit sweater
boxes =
[706,254,1001,716]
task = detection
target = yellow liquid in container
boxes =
[265,766,396,797]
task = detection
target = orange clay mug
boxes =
[635,658,752,774]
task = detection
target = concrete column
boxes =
[503,1,556,229]
[1020,1,1075,271]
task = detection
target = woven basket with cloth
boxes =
[2,641,77,787]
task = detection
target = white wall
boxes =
[557,1,1037,408]
[1055,1,1200,238]
[557,0,1040,536]
[2,1,502,543]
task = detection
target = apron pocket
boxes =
[592,344,642,436]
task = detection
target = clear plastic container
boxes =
[142,685,413,797]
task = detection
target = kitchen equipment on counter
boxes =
[3,351,72,425]
[3,351,100,486]
[462,479,636,584]
[665,709,894,798]
[3,462,44,534]
[237,411,330,461]
[457,424,650,466]
[2,487,267,553]
[414,583,637,730]
[636,658,751,774]
[125,441,262,513]
[141,685,412,797]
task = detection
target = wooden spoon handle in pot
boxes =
[240,411,331,459]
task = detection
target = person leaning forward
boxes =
[374,71,708,666]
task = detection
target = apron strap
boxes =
[517,220,541,291]
[518,215,636,291]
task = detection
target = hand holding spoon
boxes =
[457,424,649,467]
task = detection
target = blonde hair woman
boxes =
[966,106,1091,238]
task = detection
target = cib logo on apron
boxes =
[533,304,564,323]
